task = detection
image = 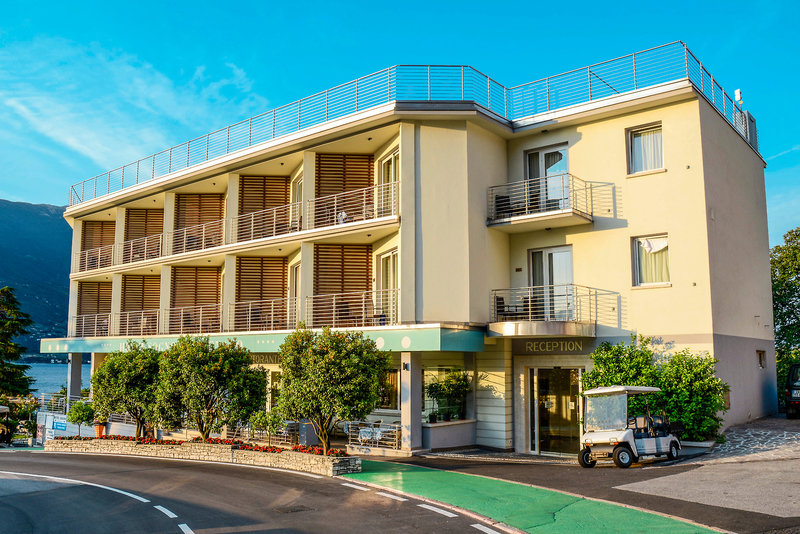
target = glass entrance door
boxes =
[530,368,581,454]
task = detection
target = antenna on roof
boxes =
[734,89,743,105]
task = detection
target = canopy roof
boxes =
[583,386,662,396]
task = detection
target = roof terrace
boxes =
[67,41,755,207]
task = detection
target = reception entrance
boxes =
[530,368,581,455]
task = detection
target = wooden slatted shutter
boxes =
[122,275,161,312]
[315,154,374,197]
[81,221,115,250]
[239,176,289,215]
[125,209,164,240]
[77,282,112,315]
[313,244,372,295]
[175,194,224,229]
[236,257,288,302]
[171,267,221,308]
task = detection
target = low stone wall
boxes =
[44,440,361,476]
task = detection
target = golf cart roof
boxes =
[583,386,662,396]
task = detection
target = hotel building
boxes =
[42,42,776,454]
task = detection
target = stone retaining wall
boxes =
[44,440,361,476]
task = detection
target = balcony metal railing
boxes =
[118,234,163,265]
[306,289,398,328]
[169,219,225,255]
[347,421,402,450]
[490,284,595,324]
[71,312,112,337]
[230,203,301,243]
[308,182,399,230]
[68,42,755,207]
[38,393,91,415]
[74,244,115,272]
[166,304,222,334]
[116,309,160,336]
[228,298,298,332]
[486,174,591,223]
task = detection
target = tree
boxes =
[156,336,266,442]
[582,335,661,417]
[67,401,94,435]
[91,341,160,437]
[0,287,34,395]
[771,228,800,408]
[250,409,284,446]
[771,228,800,353]
[583,336,729,441]
[277,327,390,454]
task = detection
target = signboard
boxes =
[252,353,280,365]
[53,422,67,431]
[512,338,595,355]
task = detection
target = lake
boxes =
[26,363,92,395]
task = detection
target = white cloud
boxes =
[766,145,800,161]
[0,37,269,180]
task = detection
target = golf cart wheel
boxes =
[578,447,596,468]
[612,446,634,468]
[667,441,679,461]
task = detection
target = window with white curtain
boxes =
[634,235,670,285]
[629,125,663,174]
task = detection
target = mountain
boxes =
[0,199,71,354]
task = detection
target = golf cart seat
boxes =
[630,415,649,438]
[652,415,669,437]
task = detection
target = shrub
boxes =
[584,335,729,441]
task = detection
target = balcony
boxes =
[486,174,592,232]
[72,183,399,274]
[231,203,301,243]
[305,289,398,329]
[166,304,223,335]
[70,313,111,337]
[228,298,298,332]
[117,309,160,336]
[488,284,595,337]
[308,182,398,230]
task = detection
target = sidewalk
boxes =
[343,460,717,534]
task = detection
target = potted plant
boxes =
[425,381,444,423]
[425,371,471,423]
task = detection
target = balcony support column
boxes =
[464,352,477,420]
[67,280,79,336]
[222,255,237,331]
[110,273,123,336]
[400,351,423,451]
[89,353,108,394]
[225,173,239,243]
[398,122,416,323]
[298,242,315,324]
[163,192,176,254]
[301,151,316,230]
[66,353,83,398]
[70,219,83,273]
[159,265,172,334]
[113,207,126,264]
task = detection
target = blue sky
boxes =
[1,1,798,244]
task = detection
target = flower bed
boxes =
[45,437,360,476]
[54,436,92,441]
[190,437,244,445]
[98,435,184,445]
[292,444,348,457]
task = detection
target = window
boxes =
[378,151,398,216]
[526,146,568,212]
[757,350,766,369]
[633,235,670,285]
[628,125,663,174]
[377,369,399,410]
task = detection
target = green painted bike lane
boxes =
[343,460,716,534]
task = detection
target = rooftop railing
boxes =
[486,174,591,224]
[68,42,754,207]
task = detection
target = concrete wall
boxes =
[475,339,513,450]
[697,96,776,422]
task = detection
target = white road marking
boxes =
[178,524,194,534]
[0,470,150,502]
[154,505,177,518]
[418,503,458,517]
[341,482,370,491]
[376,491,408,501]
[471,524,501,534]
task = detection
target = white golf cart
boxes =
[579,385,681,468]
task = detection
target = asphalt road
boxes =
[0,452,504,534]
[394,456,800,534]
